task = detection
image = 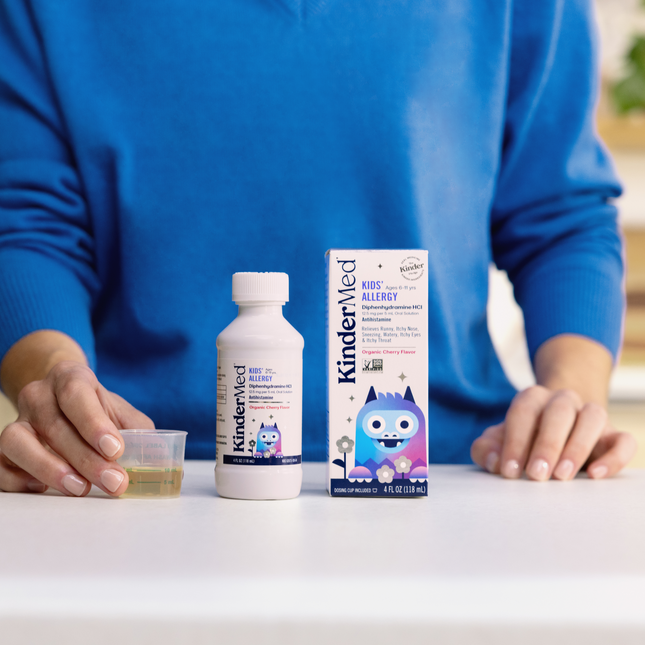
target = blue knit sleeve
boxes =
[491,0,624,362]
[0,1,99,368]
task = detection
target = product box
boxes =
[326,249,429,497]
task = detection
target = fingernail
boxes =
[101,469,125,493]
[27,480,47,493]
[63,473,87,496]
[485,452,499,473]
[589,464,608,479]
[502,459,520,479]
[527,458,549,481]
[99,434,121,458]
[554,459,574,480]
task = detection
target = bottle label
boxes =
[216,359,302,466]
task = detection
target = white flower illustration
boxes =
[394,456,412,474]
[376,465,395,484]
[336,436,354,454]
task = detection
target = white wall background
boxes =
[595,0,645,80]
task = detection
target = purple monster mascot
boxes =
[348,386,427,482]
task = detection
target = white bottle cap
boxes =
[232,272,289,303]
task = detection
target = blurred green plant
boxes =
[613,36,645,113]
[613,0,645,114]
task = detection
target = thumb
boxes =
[471,422,505,473]
[586,429,637,479]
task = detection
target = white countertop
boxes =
[2,461,645,644]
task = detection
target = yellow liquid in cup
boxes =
[122,467,183,498]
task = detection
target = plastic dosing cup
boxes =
[117,430,187,499]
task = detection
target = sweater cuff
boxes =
[0,249,96,371]
[515,258,624,363]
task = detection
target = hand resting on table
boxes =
[0,332,153,497]
[471,335,637,481]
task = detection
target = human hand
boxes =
[471,385,637,481]
[0,361,154,496]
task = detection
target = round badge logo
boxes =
[400,256,425,281]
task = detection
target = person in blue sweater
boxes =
[0,0,636,497]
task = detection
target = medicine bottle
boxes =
[215,272,304,499]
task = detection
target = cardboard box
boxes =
[326,249,429,497]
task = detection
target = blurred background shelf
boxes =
[622,230,645,368]
[597,115,645,150]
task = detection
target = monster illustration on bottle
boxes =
[254,423,283,458]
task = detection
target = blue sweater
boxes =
[0,0,623,462]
